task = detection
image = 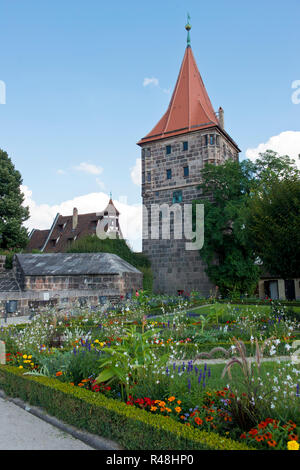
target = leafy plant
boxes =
[95,325,168,400]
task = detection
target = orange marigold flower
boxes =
[175,406,181,413]
[205,416,213,422]
[267,440,277,447]
[55,371,63,376]
[168,396,176,402]
[194,417,203,426]
[177,400,182,405]
[255,436,264,442]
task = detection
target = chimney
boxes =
[72,207,78,230]
[218,107,224,130]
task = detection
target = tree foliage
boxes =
[196,150,300,297]
[0,149,29,250]
[247,176,300,278]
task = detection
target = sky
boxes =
[0,0,299,251]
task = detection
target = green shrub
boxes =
[0,365,254,450]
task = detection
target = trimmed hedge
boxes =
[0,365,254,451]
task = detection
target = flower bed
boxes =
[0,294,299,451]
[0,365,254,451]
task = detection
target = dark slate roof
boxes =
[15,253,141,276]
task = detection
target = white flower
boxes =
[285,344,291,351]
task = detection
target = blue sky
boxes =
[0,0,299,249]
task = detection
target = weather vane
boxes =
[185,13,191,47]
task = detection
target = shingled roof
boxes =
[15,253,141,276]
[27,199,123,253]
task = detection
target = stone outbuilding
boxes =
[0,253,142,317]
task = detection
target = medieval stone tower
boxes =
[138,19,240,296]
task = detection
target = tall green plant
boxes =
[95,325,168,400]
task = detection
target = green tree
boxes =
[195,150,300,296]
[196,159,260,297]
[0,149,30,250]
[247,177,300,278]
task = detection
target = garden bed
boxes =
[0,294,299,451]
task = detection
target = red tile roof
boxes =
[138,46,220,145]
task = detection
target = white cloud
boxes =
[245,130,300,170]
[130,158,141,186]
[21,186,142,252]
[57,169,66,175]
[143,77,159,87]
[73,162,103,175]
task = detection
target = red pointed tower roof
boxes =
[138,20,220,145]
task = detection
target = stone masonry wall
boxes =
[140,128,239,296]
[0,256,6,273]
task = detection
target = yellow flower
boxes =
[22,354,27,359]
[150,406,157,412]
[18,365,23,369]
[100,342,104,347]
[28,355,32,359]
[287,440,299,450]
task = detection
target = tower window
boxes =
[216,135,220,146]
[147,171,151,182]
[183,166,189,177]
[183,141,188,151]
[210,135,215,145]
[166,145,172,155]
[204,135,208,146]
[142,172,145,184]
[166,169,172,179]
[172,190,182,203]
